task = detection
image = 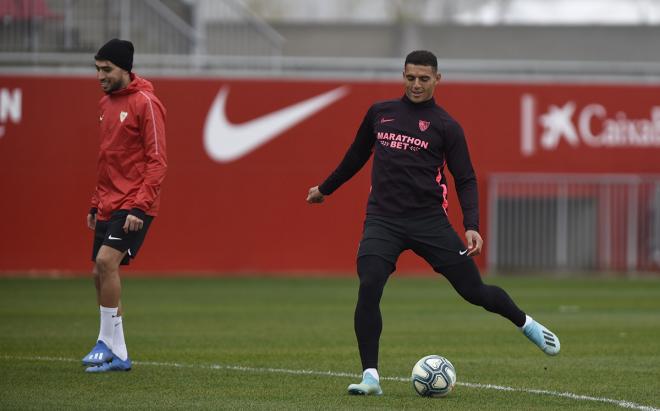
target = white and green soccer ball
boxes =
[411,355,457,397]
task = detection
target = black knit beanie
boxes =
[94,38,134,72]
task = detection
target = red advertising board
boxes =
[1,75,659,274]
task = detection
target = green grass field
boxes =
[1,275,659,410]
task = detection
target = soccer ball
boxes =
[411,355,456,397]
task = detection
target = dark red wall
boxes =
[1,75,659,274]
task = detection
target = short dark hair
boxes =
[404,50,438,71]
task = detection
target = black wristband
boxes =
[89,207,98,216]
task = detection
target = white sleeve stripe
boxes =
[138,91,160,156]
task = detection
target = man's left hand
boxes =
[306,186,325,204]
[465,230,483,256]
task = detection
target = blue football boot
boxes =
[81,341,114,366]
[347,373,383,396]
[522,318,561,356]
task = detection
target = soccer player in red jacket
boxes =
[307,50,560,395]
[82,39,167,372]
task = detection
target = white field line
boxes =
[3,355,659,411]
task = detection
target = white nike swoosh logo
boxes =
[204,86,349,162]
[108,235,122,240]
[459,249,468,255]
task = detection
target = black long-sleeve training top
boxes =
[319,95,479,232]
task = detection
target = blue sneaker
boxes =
[522,318,561,356]
[85,356,132,373]
[347,373,383,396]
[82,341,114,366]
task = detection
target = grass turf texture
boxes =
[0,276,659,410]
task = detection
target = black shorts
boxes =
[357,213,470,271]
[92,210,154,266]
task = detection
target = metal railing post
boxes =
[191,0,206,69]
[487,175,499,273]
[556,181,569,270]
[627,181,640,272]
[120,0,131,41]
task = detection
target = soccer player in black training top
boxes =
[306,50,560,396]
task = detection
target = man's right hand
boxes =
[87,213,97,230]
[306,186,325,204]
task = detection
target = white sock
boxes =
[520,314,533,330]
[97,305,118,349]
[363,368,379,381]
[112,316,128,361]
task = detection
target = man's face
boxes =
[403,64,440,103]
[95,60,128,94]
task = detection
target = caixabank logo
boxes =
[0,88,21,139]
[520,93,660,156]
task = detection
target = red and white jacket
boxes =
[91,74,167,221]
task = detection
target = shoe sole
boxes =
[85,363,132,373]
[85,368,131,373]
[348,387,382,396]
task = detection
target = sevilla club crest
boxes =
[419,120,430,132]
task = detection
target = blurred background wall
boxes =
[4,0,660,78]
[1,0,660,275]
